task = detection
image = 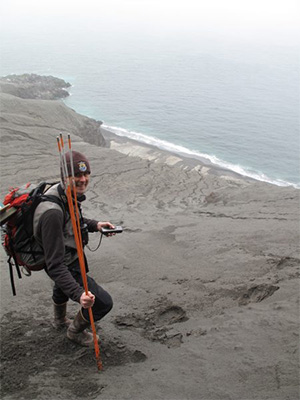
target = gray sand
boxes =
[0,76,299,400]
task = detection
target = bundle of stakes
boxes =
[57,134,103,371]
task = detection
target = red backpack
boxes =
[1,182,63,295]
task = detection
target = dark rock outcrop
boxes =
[0,73,71,100]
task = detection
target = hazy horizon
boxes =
[1,0,299,47]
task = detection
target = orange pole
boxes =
[57,135,103,371]
[67,134,102,369]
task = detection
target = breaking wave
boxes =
[103,124,299,189]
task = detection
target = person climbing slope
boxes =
[33,150,114,347]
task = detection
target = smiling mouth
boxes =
[75,184,86,191]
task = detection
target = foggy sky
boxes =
[1,0,299,45]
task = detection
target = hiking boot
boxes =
[53,302,72,330]
[67,309,98,347]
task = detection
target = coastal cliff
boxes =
[0,73,106,148]
[0,74,299,400]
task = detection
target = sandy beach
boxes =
[0,75,299,400]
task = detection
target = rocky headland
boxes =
[0,73,105,148]
[0,74,299,400]
[0,73,71,100]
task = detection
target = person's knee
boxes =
[104,293,113,313]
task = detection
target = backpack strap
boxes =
[7,253,22,297]
[41,194,64,206]
[8,256,16,296]
[40,194,66,221]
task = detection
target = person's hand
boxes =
[80,291,95,309]
[97,221,116,236]
[97,221,115,231]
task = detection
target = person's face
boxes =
[73,172,90,195]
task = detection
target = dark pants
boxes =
[52,263,113,323]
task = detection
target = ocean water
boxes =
[0,31,299,188]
